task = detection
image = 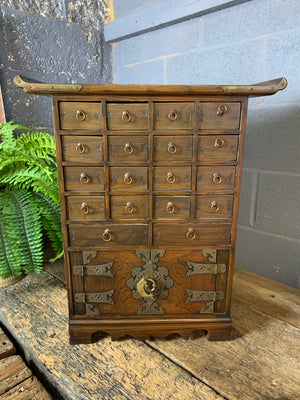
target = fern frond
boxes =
[15,131,57,166]
[0,121,28,149]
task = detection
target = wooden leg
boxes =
[206,324,231,341]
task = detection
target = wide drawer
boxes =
[108,135,148,162]
[64,167,105,191]
[198,135,238,162]
[68,224,148,247]
[61,136,103,162]
[59,102,102,130]
[153,223,231,246]
[153,166,192,191]
[197,166,236,191]
[66,196,105,220]
[110,195,148,219]
[195,195,234,219]
[110,167,148,192]
[154,103,194,130]
[153,135,193,161]
[153,196,191,219]
[199,102,240,130]
[107,103,148,130]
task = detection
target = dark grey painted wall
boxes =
[0,0,112,132]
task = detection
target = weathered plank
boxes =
[1,376,53,400]
[232,267,300,328]
[0,355,32,395]
[0,272,225,400]
[0,329,15,360]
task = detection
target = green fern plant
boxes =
[0,121,63,279]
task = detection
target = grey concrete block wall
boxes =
[0,0,112,131]
[106,0,300,288]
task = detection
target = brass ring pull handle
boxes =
[80,202,89,214]
[166,202,175,214]
[76,143,87,153]
[124,173,133,185]
[80,172,90,184]
[122,110,132,123]
[214,137,225,148]
[212,173,222,185]
[124,142,134,154]
[125,201,134,214]
[137,278,157,298]
[217,104,228,116]
[167,171,176,184]
[76,109,86,121]
[210,201,219,212]
[168,109,178,121]
[186,228,196,240]
[167,142,177,155]
[102,229,112,242]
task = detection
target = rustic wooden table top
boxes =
[0,263,299,400]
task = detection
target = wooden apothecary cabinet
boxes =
[15,76,287,343]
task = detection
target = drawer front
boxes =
[197,166,236,191]
[64,167,104,191]
[110,167,148,192]
[198,135,238,162]
[154,103,194,130]
[59,102,102,130]
[68,224,148,247]
[199,102,240,130]
[153,167,192,191]
[61,136,103,162]
[66,196,105,220]
[110,195,148,219]
[108,136,148,162]
[153,223,231,246]
[153,196,191,219]
[107,104,148,130]
[153,135,193,161]
[196,195,234,219]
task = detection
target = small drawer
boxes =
[110,195,148,219]
[107,104,148,130]
[64,167,104,191]
[66,196,105,220]
[198,135,238,162]
[197,166,236,191]
[195,195,234,219]
[108,136,148,162]
[199,102,241,130]
[68,224,148,247]
[153,136,193,161]
[153,167,192,191]
[154,103,194,130]
[152,223,231,246]
[110,167,148,192]
[59,102,102,130]
[153,196,191,219]
[61,136,103,162]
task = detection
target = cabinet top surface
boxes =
[14,76,287,97]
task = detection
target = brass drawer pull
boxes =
[214,137,224,148]
[76,143,87,153]
[166,202,175,214]
[122,110,132,122]
[212,173,222,185]
[80,172,90,184]
[137,278,156,298]
[168,109,178,121]
[167,142,177,154]
[210,201,219,212]
[76,109,86,121]
[124,142,134,154]
[80,202,89,214]
[186,228,196,240]
[167,171,176,184]
[102,229,112,242]
[124,173,133,185]
[125,202,134,214]
[217,104,228,116]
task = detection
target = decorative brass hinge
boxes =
[73,262,113,278]
[74,291,114,305]
[186,289,224,303]
[186,262,226,276]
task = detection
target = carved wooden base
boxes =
[69,318,232,344]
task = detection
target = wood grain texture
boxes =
[109,166,148,192]
[153,102,194,130]
[66,196,105,220]
[107,103,149,130]
[59,102,102,130]
[0,355,32,395]
[61,136,103,162]
[108,135,148,162]
[153,166,192,191]
[198,135,238,162]
[197,166,236,191]
[153,135,193,161]
[199,102,241,130]
[1,376,53,400]
[0,329,15,360]
[195,195,234,219]
[64,166,105,192]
